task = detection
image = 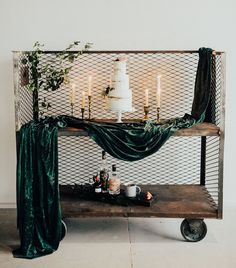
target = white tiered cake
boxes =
[108,58,133,122]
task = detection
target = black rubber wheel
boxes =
[61,219,67,241]
[180,219,207,242]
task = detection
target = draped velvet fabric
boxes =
[191,47,213,119]
[61,113,202,161]
[13,119,63,258]
[14,47,212,258]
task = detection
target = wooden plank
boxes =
[217,52,226,219]
[60,185,218,219]
[14,50,224,55]
[174,123,220,136]
[58,123,220,137]
[200,137,206,185]
[128,185,217,218]
[13,52,22,132]
[59,127,88,137]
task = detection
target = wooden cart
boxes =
[14,50,225,242]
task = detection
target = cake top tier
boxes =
[114,57,127,72]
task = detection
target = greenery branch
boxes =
[22,41,92,118]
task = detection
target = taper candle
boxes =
[145,89,149,106]
[88,76,92,96]
[157,75,161,108]
[81,91,85,108]
[70,83,76,105]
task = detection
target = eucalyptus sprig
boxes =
[21,41,92,118]
[22,41,92,92]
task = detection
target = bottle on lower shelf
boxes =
[109,164,120,195]
[93,174,102,193]
[99,150,109,193]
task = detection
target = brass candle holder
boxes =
[157,107,160,122]
[81,108,85,120]
[70,103,74,116]
[88,95,92,120]
[143,105,150,120]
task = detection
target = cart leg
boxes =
[180,219,207,242]
[61,219,67,241]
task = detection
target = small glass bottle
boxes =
[109,164,120,195]
[93,174,102,193]
[99,150,109,193]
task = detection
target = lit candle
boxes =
[70,83,76,105]
[145,89,149,106]
[81,91,85,108]
[88,76,92,96]
[157,75,161,108]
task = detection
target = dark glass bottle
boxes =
[99,150,109,192]
[93,174,102,193]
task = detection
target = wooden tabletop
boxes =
[60,184,218,219]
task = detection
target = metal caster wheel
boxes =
[180,219,207,242]
[61,219,67,241]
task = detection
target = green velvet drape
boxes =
[14,47,212,258]
[13,119,64,258]
[61,113,202,161]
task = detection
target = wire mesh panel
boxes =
[13,52,33,129]
[14,51,223,127]
[205,136,220,206]
[58,136,201,185]
[35,52,197,120]
[37,53,190,120]
[207,55,223,126]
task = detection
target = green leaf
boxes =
[26,40,92,99]
[38,81,44,87]
[21,58,27,65]
[41,102,47,108]
[68,54,74,63]
[28,55,33,62]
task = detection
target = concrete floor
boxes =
[0,207,236,268]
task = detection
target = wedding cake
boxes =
[108,58,132,121]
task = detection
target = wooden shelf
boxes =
[174,123,220,136]
[60,184,218,219]
[58,122,220,137]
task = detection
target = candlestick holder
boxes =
[70,103,74,116]
[157,107,160,122]
[81,108,85,120]
[143,105,150,120]
[88,95,92,120]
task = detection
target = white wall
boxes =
[0,0,235,206]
